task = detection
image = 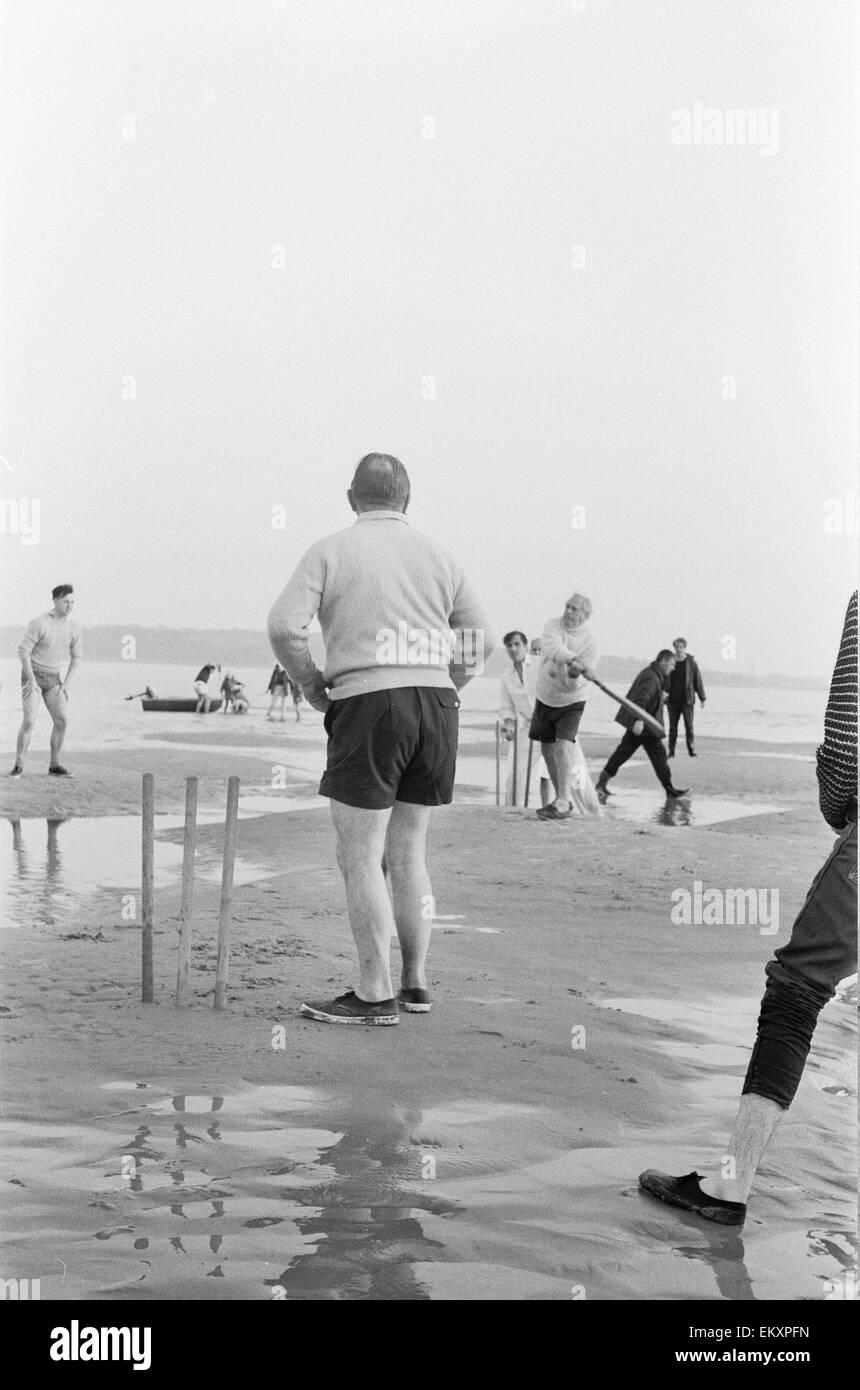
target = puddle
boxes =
[598,790,786,827]
[0,1080,853,1300]
[1,816,280,930]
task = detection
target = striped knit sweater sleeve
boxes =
[816,590,858,830]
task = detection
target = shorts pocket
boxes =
[432,688,460,710]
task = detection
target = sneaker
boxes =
[666,786,689,798]
[9,765,23,778]
[398,987,433,1014]
[638,1170,746,1226]
[299,990,398,1025]
[595,781,611,801]
[48,764,74,777]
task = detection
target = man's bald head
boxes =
[348,453,411,513]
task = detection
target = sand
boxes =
[0,720,855,1301]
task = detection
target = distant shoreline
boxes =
[0,629,828,690]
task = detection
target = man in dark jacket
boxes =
[596,651,689,800]
[639,592,858,1227]
[666,638,706,757]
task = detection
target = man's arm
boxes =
[695,660,706,704]
[541,619,579,666]
[816,591,858,830]
[267,546,330,710]
[62,627,82,692]
[448,568,494,691]
[627,670,662,719]
[17,620,41,684]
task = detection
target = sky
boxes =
[1,0,857,677]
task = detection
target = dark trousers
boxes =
[742,817,857,1109]
[599,730,672,792]
[668,702,695,753]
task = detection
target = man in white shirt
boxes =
[498,630,550,807]
[530,593,599,820]
[11,584,82,778]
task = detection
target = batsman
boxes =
[596,650,689,801]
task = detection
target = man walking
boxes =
[267,453,493,1025]
[667,637,706,758]
[595,650,689,800]
[10,584,81,778]
[639,591,857,1225]
[530,593,599,820]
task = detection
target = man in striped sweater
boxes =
[640,591,857,1225]
[267,453,493,1026]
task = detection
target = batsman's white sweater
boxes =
[267,510,493,704]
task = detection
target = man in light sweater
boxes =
[10,584,81,778]
[267,453,493,1026]
[530,593,599,820]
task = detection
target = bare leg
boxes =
[540,776,553,808]
[15,685,39,766]
[43,686,68,766]
[699,1094,784,1204]
[329,798,396,1001]
[550,738,574,810]
[384,801,433,990]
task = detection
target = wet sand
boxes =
[0,721,856,1300]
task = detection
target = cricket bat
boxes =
[587,675,666,739]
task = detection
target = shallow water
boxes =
[0,815,281,930]
[1,1072,854,1301]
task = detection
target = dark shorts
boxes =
[529,698,586,744]
[22,664,61,697]
[320,686,460,810]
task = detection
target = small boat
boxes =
[141,698,223,713]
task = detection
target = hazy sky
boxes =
[1,0,856,676]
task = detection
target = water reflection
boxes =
[268,1103,451,1301]
[599,791,784,828]
[6,816,73,929]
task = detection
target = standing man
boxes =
[268,452,493,1026]
[639,592,857,1226]
[10,584,81,778]
[530,593,599,820]
[266,664,288,721]
[498,630,551,807]
[667,637,706,758]
[596,651,689,800]
[193,663,219,713]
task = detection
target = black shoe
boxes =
[638,1170,746,1226]
[667,750,675,759]
[688,749,697,757]
[48,764,74,777]
[299,990,398,1025]
[595,781,611,801]
[9,765,23,778]
[666,786,689,798]
[397,987,433,1014]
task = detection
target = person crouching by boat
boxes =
[267,664,288,720]
[227,674,249,714]
[193,663,220,713]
